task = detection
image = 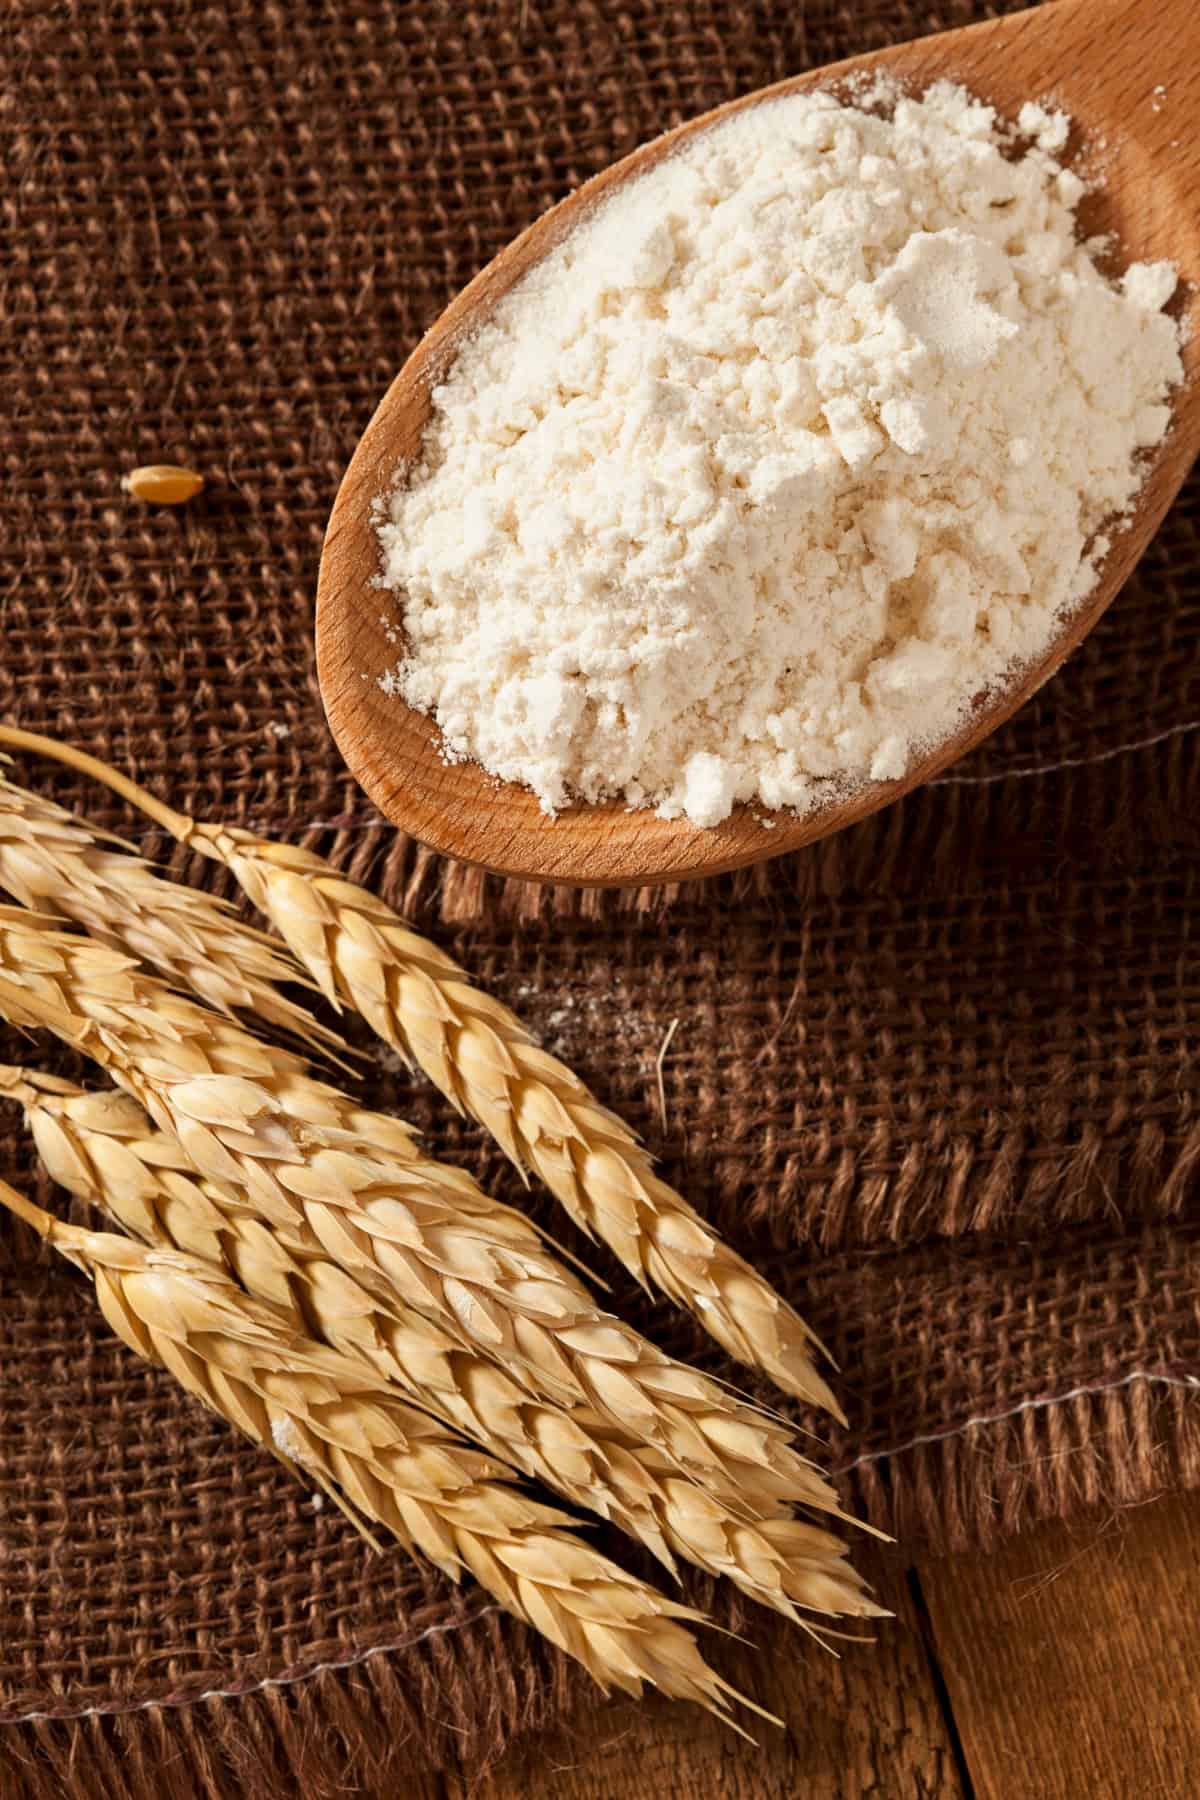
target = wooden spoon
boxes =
[316,0,1200,886]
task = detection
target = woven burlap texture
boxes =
[1,0,1198,1792]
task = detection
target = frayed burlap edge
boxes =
[13,710,1198,930]
[2,1371,1195,1799]
[136,820,1200,1260]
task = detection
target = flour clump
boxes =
[377,83,1181,826]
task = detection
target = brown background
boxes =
[0,0,1198,1792]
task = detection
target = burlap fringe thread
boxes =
[151,818,1200,1260]
[2,745,1196,1797]
[299,736,1200,921]
[2,1374,1197,1799]
[0,1606,570,1800]
[30,711,1198,930]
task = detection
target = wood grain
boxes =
[448,1540,964,1800]
[316,0,1200,886]
[920,1489,1200,1800]
[455,1490,1200,1799]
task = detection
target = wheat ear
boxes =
[0,768,344,1058]
[2,1068,883,1627]
[0,915,856,1548]
[0,728,838,1418]
[0,1179,764,1728]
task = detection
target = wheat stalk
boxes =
[0,728,838,1418]
[0,769,343,1059]
[2,1067,882,1627]
[0,914,857,1554]
[0,1177,764,1728]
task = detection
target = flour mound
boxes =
[377,82,1181,827]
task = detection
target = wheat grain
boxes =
[0,728,839,1417]
[189,826,842,1415]
[0,771,343,1058]
[121,465,204,505]
[233,840,842,1408]
[0,914,853,1546]
[3,1067,883,1627]
[0,1177,761,1726]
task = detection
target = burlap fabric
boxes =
[1,0,1197,1791]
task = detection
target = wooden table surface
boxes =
[418,1487,1200,1799]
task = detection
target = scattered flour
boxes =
[510,980,653,1058]
[377,81,1181,828]
[272,1414,325,1507]
[1015,100,1069,155]
[271,1413,309,1464]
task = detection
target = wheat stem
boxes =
[0,765,343,1059]
[0,1176,767,1728]
[0,727,840,1418]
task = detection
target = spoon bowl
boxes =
[316,0,1200,886]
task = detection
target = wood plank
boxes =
[919,1488,1200,1800]
[455,1539,964,1800]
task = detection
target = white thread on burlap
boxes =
[834,1365,1200,1476]
[4,1362,1196,1728]
[215,716,1200,833]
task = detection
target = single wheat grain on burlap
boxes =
[0,0,1198,1792]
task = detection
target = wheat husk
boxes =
[0,913,855,1549]
[0,771,342,1058]
[2,1067,883,1627]
[214,823,840,1413]
[0,1177,761,1727]
[0,728,839,1417]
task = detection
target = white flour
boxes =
[271,1413,309,1463]
[377,82,1181,827]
